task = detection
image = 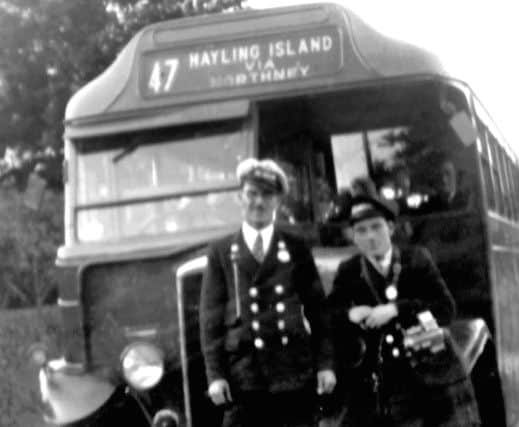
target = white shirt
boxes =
[242,222,274,255]
[368,247,393,276]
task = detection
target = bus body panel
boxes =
[488,215,519,426]
[64,99,250,139]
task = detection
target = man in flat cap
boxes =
[200,158,336,427]
[326,194,480,426]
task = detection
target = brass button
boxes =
[251,320,260,331]
[277,320,286,330]
[275,302,286,313]
[254,338,264,349]
[281,336,289,346]
[385,285,398,301]
[249,287,258,298]
[275,284,284,295]
[250,303,259,313]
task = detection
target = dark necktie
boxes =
[252,234,264,263]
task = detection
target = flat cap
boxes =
[349,194,398,225]
[236,158,289,195]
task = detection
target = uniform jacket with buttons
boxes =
[328,245,468,387]
[200,227,334,393]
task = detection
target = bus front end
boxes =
[38,114,251,426]
[36,2,516,425]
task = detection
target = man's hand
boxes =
[208,379,233,406]
[317,369,336,395]
[348,305,373,325]
[364,303,398,329]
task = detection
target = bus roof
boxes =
[65,2,447,136]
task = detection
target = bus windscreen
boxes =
[74,122,248,242]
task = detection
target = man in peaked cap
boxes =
[326,193,480,426]
[200,158,336,427]
[349,193,397,227]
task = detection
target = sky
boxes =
[244,0,519,155]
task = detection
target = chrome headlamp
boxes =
[121,342,164,391]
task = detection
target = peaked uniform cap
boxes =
[236,158,289,195]
[349,194,398,225]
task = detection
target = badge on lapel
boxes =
[230,243,240,261]
[385,285,398,301]
[277,240,290,263]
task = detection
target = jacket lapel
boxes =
[360,256,386,303]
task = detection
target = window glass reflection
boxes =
[77,128,247,204]
[77,191,241,242]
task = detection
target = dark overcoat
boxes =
[423,189,472,212]
[200,227,334,395]
[327,245,480,426]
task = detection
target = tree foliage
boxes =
[0,0,242,308]
[0,187,62,308]
[0,0,242,188]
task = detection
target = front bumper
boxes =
[38,359,115,425]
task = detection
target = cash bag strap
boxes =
[359,247,401,305]
[230,243,241,322]
[359,248,402,417]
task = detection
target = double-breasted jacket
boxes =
[200,227,333,394]
[327,245,479,425]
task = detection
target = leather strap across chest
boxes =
[360,247,401,304]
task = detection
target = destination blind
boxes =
[140,26,342,98]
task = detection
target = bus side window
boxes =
[496,145,515,220]
[477,122,497,211]
[514,163,519,221]
[487,133,505,216]
[507,156,519,221]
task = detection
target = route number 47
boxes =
[148,58,180,94]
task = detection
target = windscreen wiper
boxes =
[112,139,140,164]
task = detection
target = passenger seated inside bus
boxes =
[351,176,377,198]
[271,159,305,224]
[421,157,473,212]
[387,164,416,214]
[255,81,478,237]
[378,155,474,216]
[315,176,335,222]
